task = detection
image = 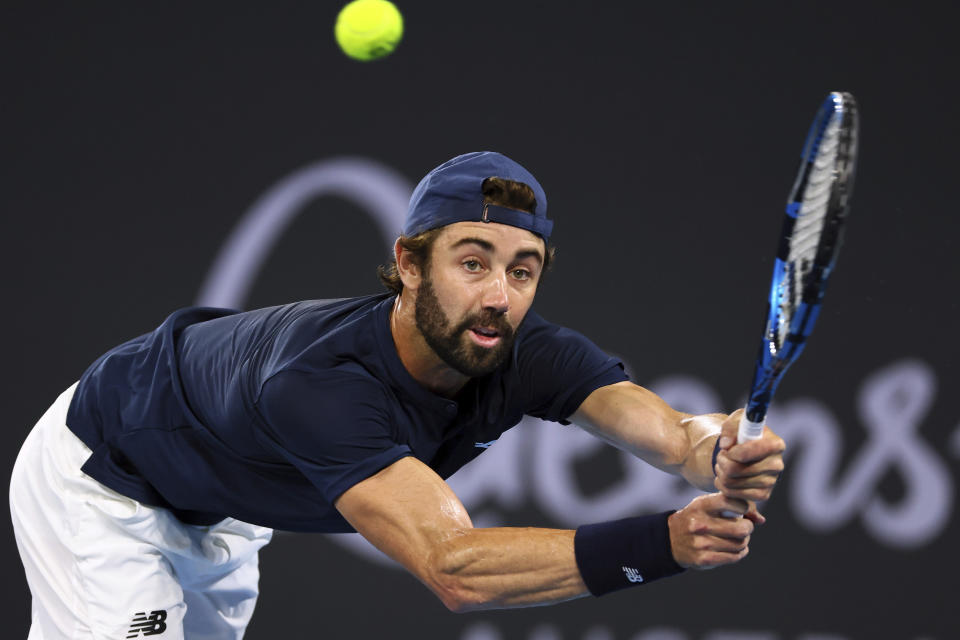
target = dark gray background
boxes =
[3,2,958,638]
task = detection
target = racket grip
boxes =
[737,411,765,443]
[720,409,766,518]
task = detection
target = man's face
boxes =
[413,222,545,377]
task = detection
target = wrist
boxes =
[573,511,685,596]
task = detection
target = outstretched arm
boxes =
[335,456,755,612]
[570,381,784,500]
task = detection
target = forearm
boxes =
[572,382,722,491]
[426,527,587,611]
[429,496,759,612]
[572,383,690,467]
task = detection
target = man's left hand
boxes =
[713,410,785,502]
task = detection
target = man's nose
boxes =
[481,273,509,314]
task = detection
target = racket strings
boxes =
[780,112,843,336]
[790,115,842,261]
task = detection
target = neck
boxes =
[390,294,469,399]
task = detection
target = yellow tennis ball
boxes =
[335,0,404,62]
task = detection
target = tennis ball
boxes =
[334,0,404,62]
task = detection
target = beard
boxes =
[414,277,516,378]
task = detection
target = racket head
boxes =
[745,92,859,424]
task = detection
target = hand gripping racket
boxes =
[738,92,859,444]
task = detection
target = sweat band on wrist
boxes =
[573,511,684,596]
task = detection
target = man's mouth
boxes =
[469,325,502,347]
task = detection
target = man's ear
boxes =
[395,238,422,291]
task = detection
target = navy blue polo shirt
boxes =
[67,294,628,532]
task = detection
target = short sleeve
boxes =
[517,314,629,424]
[254,369,411,504]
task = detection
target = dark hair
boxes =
[377,177,556,294]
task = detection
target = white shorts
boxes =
[10,384,274,640]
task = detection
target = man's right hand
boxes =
[667,493,763,569]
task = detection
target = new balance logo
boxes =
[622,566,644,583]
[127,610,167,638]
[474,440,498,449]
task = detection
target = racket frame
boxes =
[737,91,858,443]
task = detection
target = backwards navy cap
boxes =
[402,151,553,241]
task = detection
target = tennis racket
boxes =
[737,91,859,444]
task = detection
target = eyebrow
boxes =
[450,237,544,266]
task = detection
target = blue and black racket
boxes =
[737,92,859,443]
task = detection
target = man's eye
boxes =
[463,260,481,271]
[512,269,531,280]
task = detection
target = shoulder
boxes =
[258,367,390,414]
[515,310,604,360]
[510,309,628,422]
[245,294,396,391]
[515,309,566,348]
[254,367,398,446]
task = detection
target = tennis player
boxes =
[11,151,784,639]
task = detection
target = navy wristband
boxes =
[573,511,684,596]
